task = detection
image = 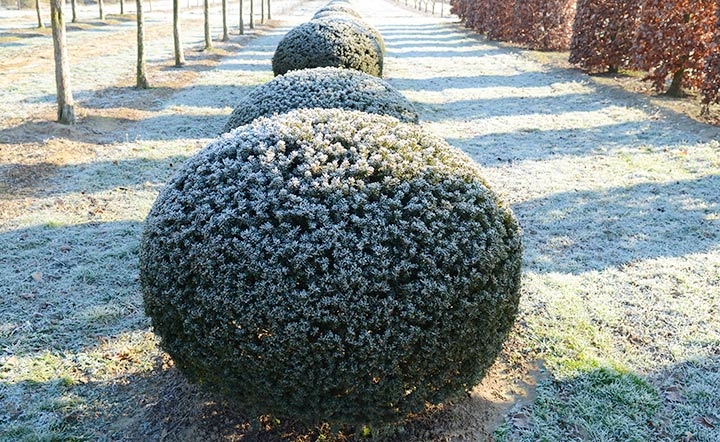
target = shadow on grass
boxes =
[514,174,720,274]
[0,154,189,198]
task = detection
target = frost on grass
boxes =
[221,67,418,134]
[140,108,523,427]
[271,18,383,77]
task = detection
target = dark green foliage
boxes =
[314,4,362,19]
[140,108,522,427]
[272,18,383,77]
[221,67,416,134]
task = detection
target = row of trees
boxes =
[450,0,720,108]
[47,0,273,124]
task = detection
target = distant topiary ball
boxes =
[140,108,522,427]
[272,18,383,77]
[221,67,417,134]
[311,14,386,55]
[313,4,362,18]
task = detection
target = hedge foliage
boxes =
[221,67,418,134]
[140,108,523,427]
[569,0,640,73]
[631,0,717,96]
[271,18,383,77]
[702,7,720,107]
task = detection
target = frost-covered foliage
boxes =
[272,18,383,77]
[311,14,386,54]
[314,4,362,18]
[221,67,417,134]
[140,108,523,427]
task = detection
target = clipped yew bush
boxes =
[272,18,383,77]
[140,108,523,427]
[313,4,362,18]
[311,13,386,55]
[570,0,640,73]
[221,67,416,134]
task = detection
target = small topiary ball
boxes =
[272,18,383,77]
[311,14,386,55]
[313,4,362,19]
[140,108,522,427]
[221,67,417,134]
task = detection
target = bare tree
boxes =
[222,0,229,41]
[99,0,104,19]
[204,0,213,50]
[120,0,125,14]
[136,0,149,88]
[50,0,76,124]
[71,0,77,23]
[260,0,264,24]
[249,0,253,29]
[266,0,270,20]
[238,0,244,34]
[35,0,44,28]
[173,0,186,66]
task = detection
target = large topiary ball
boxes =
[140,108,522,427]
[311,14,386,55]
[313,4,362,18]
[272,18,383,77]
[221,67,417,134]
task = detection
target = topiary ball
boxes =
[311,14,386,55]
[313,4,362,19]
[272,18,383,77]
[221,67,417,134]
[140,108,522,427]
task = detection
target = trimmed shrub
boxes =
[632,0,717,96]
[272,18,383,77]
[569,0,640,73]
[702,5,720,108]
[140,108,523,427]
[314,4,362,18]
[221,67,417,134]
[513,0,577,51]
[311,13,386,55]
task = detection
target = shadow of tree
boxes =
[514,175,720,274]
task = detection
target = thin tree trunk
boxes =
[204,0,213,50]
[222,0,228,41]
[35,0,44,28]
[667,69,685,97]
[238,0,243,34]
[136,0,149,88]
[71,0,77,22]
[249,0,253,29]
[266,0,270,20]
[50,0,76,124]
[260,0,263,24]
[173,0,185,66]
[120,0,124,14]
[98,0,104,19]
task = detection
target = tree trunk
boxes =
[266,0,270,20]
[98,0,104,19]
[667,69,685,97]
[238,0,243,34]
[222,0,228,41]
[50,0,76,124]
[173,0,185,66]
[136,0,149,88]
[36,0,44,28]
[249,0,253,29]
[260,0,263,24]
[71,0,77,23]
[204,0,213,50]
[120,0,124,14]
